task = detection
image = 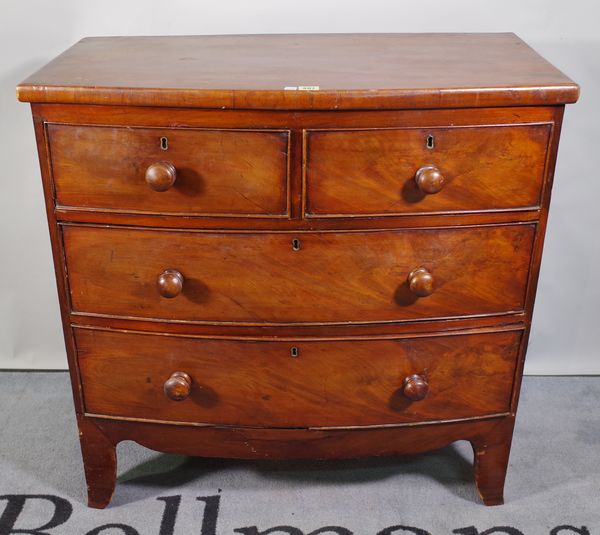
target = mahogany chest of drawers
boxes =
[17,33,579,507]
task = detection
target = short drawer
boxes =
[304,124,550,217]
[63,224,534,325]
[76,327,521,427]
[47,124,289,217]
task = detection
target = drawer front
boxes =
[304,124,550,217]
[47,124,289,216]
[63,224,534,324]
[76,328,521,427]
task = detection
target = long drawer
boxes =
[304,124,550,217]
[76,327,521,427]
[63,224,535,325]
[47,124,290,217]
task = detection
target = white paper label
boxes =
[283,86,320,91]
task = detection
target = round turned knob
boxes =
[415,165,445,194]
[145,161,177,192]
[403,374,429,401]
[407,267,435,297]
[164,371,192,401]
[157,269,184,298]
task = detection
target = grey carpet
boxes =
[0,373,598,534]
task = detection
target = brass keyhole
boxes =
[292,238,301,251]
[160,136,169,150]
[426,134,434,149]
[290,346,299,358]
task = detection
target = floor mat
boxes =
[0,373,598,533]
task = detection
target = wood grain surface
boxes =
[17,34,578,109]
[34,104,559,229]
[305,124,550,216]
[76,326,521,427]
[62,224,535,325]
[48,124,289,216]
[83,414,515,507]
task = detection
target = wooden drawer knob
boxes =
[145,161,177,192]
[157,269,184,298]
[402,374,429,401]
[164,371,192,401]
[415,165,445,194]
[408,267,435,297]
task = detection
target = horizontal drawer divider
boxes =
[72,322,526,342]
[58,220,539,233]
[70,310,527,328]
[85,412,511,431]
[54,207,542,229]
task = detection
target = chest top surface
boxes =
[17,33,578,110]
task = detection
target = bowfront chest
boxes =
[17,33,579,507]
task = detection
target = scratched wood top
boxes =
[17,33,579,110]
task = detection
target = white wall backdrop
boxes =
[0,0,597,372]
